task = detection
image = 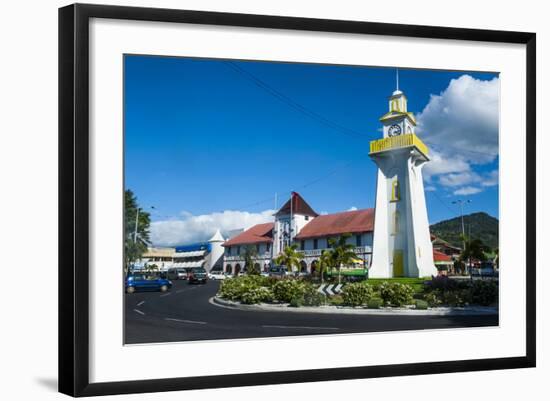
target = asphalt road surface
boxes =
[125,280,498,344]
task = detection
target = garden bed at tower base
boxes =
[211,296,498,316]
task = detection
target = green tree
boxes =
[460,236,489,272]
[274,244,302,274]
[328,233,358,284]
[243,245,260,275]
[318,249,334,284]
[125,189,151,274]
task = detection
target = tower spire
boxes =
[396,68,399,92]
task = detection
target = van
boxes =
[167,267,190,280]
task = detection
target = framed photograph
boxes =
[59,3,536,397]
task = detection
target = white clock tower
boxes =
[368,78,437,278]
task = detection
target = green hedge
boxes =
[342,282,375,307]
[379,282,414,306]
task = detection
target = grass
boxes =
[365,277,430,293]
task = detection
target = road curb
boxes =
[211,296,498,316]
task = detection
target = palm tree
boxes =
[125,190,151,274]
[274,244,302,274]
[328,233,358,284]
[242,245,259,275]
[318,249,333,284]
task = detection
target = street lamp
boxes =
[452,199,471,273]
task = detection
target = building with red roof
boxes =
[221,192,441,276]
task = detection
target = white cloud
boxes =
[481,169,499,187]
[423,150,470,181]
[439,171,482,187]
[425,185,436,192]
[347,206,358,211]
[150,209,275,246]
[417,74,499,165]
[417,75,499,196]
[453,186,483,196]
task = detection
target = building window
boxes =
[266,242,271,252]
[305,216,309,221]
[356,235,362,247]
[391,179,400,202]
[256,244,260,253]
[300,240,305,250]
[227,247,231,255]
[237,246,240,255]
[313,238,318,249]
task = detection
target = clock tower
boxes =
[368,78,436,278]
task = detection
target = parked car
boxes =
[268,265,290,278]
[125,273,172,293]
[167,267,190,280]
[208,270,227,280]
[188,267,208,284]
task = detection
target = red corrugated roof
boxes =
[222,223,274,247]
[433,250,452,262]
[294,208,374,239]
[276,192,318,217]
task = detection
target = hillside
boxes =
[430,212,499,250]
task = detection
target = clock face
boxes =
[388,124,402,137]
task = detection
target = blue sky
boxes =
[124,55,499,246]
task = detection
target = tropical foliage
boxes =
[124,189,151,273]
[327,233,359,283]
[274,244,302,272]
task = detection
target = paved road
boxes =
[125,280,498,344]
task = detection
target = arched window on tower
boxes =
[391,179,400,202]
[391,99,399,112]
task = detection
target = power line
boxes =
[225,61,369,140]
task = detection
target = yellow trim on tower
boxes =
[369,133,429,157]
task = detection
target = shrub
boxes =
[470,280,498,306]
[425,276,468,292]
[272,279,307,303]
[218,275,275,302]
[415,299,428,310]
[379,282,414,306]
[289,296,304,308]
[441,289,471,306]
[423,292,441,307]
[367,298,382,309]
[303,285,326,306]
[342,282,375,307]
[240,287,274,304]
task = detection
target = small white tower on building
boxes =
[368,74,436,278]
[207,229,225,272]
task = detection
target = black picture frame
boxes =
[59,3,536,397]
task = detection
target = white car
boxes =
[208,271,227,280]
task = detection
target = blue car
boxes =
[125,273,172,293]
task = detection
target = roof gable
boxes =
[276,192,318,217]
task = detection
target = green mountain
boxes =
[430,212,499,250]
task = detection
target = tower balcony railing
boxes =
[369,133,429,157]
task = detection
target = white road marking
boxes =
[262,325,339,331]
[160,292,172,297]
[137,301,145,307]
[175,289,186,294]
[164,318,207,325]
[133,309,145,316]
